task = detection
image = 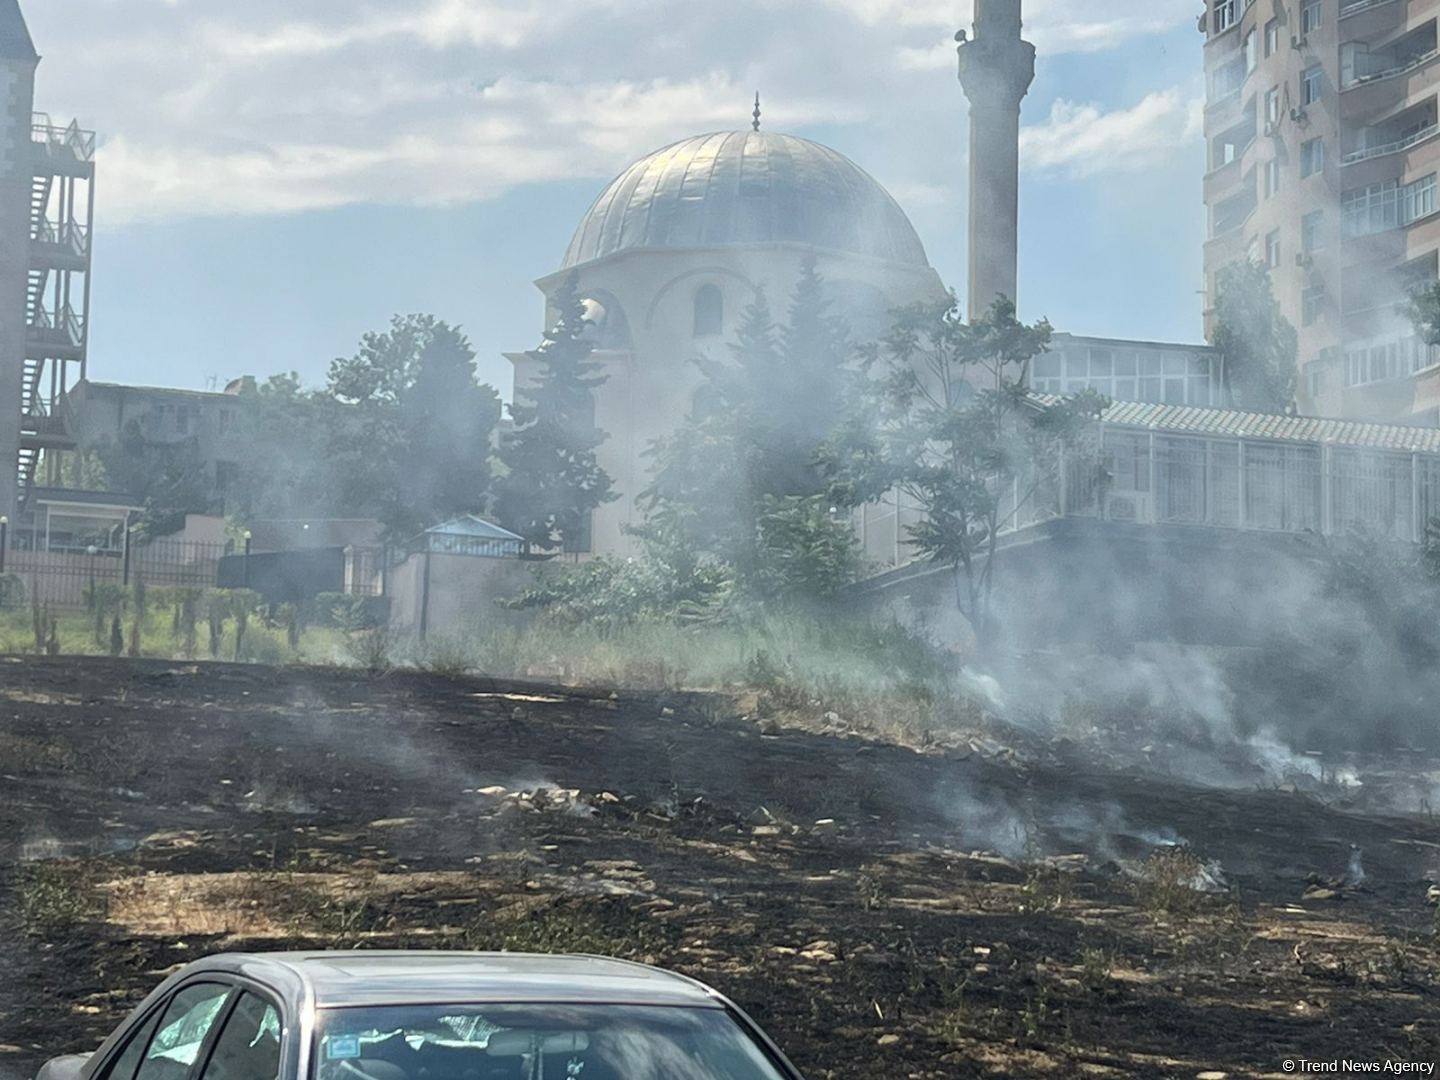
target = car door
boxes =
[128,983,235,1080]
[193,992,283,1080]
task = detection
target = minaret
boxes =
[957,0,1035,320]
[0,0,38,521]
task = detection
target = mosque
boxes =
[512,0,1224,560]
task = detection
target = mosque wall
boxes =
[518,245,946,557]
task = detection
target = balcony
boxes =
[31,113,96,175]
[1343,22,1438,90]
[1344,97,1440,163]
[26,303,86,360]
[1341,0,1403,19]
[30,219,90,270]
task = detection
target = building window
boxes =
[1300,0,1322,35]
[1343,174,1437,236]
[1302,210,1325,252]
[1264,18,1280,57]
[1344,334,1440,387]
[1244,29,1258,73]
[1300,137,1325,177]
[1214,0,1237,33]
[1031,348,1216,406]
[219,408,234,434]
[1265,86,1281,126]
[1264,157,1281,198]
[1302,285,1324,326]
[1265,230,1281,268]
[175,406,190,435]
[693,285,723,337]
[1306,363,1325,399]
[1302,65,1323,105]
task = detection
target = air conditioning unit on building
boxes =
[1264,120,1279,136]
[1290,106,1309,124]
[1296,252,1313,267]
[1105,492,1152,524]
[1291,32,1307,49]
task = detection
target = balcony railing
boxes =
[31,113,96,164]
[1341,0,1402,17]
[1345,48,1440,90]
[32,219,90,258]
[27,303,85,348]
[1343,122,1440,164]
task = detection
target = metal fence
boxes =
[2,538,387,610]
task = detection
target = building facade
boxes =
[1203,0,1440,424]
[0,0,95,522]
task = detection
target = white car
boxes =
[35,952,804,1080]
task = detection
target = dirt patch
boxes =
[0,656,1437,1079]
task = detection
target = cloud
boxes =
[22,0,1197,224]
[1019,89,1204,178]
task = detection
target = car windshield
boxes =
[314,1005,788,1080]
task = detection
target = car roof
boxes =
[212,952,724,1009]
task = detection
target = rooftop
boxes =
[564,131,931,270]
[229,952,720,1009]
[1035,395,1440,454]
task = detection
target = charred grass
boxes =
[0,657,1437,1079]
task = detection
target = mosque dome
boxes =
[563,130,931,270]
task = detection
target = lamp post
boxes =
[242,530,252,588]
[0,516,8,574]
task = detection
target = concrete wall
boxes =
[862,518,1327,652]
[388,551,538,639]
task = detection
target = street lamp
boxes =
[0,515,8,574]
[243,530,252,588]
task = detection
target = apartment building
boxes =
[1203,0,1440,424]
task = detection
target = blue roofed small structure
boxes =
[406,515,526,558]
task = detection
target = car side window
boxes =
[98,1008,164,1080]
[134,984,233,1080]
[198,993,282,1080]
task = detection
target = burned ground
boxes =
[1,656,1438,1078]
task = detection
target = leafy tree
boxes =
[827,295,1103,648]
[641,259,861,603]
[95,421,214,538]
[233,316,500,540]
[494,274,615,550]
[1405,280,1440,350]
[1211,260,1297,413]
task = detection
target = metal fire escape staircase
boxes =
[16,114,94,504]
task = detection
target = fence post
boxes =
[419,548,432,641]
[121,526,131,586]
[380,545,389,598]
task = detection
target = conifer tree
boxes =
[495,274,616,550]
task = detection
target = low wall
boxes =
[388,551,540,638]
[860,518,1326,651]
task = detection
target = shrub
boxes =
[312,593,389,631]
[0,573,23,610]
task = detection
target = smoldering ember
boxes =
[3,0,1440,1077]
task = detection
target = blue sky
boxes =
[25,0,1207,399]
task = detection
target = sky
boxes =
[24,0,1208,399]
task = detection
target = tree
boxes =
[494,274,615,550]
[641,259,861,604]
[1405,280,1440,351]
[827,295,1104,648]
[233,317,501,540]
[1211,260,1297,413]
[96,421,215,538]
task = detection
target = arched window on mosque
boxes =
[580,295,632,351]
[693,285,724,338]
